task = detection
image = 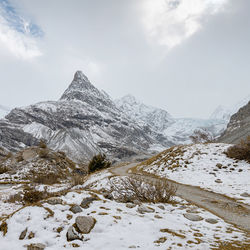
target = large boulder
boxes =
[75,216,96,234]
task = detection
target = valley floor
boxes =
[0,165,249,250]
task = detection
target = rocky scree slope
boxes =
[0,71,171,162]
[219,101,250,144]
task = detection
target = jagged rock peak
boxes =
[73,70,90,82]
[60,71,100,102]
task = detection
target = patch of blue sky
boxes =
[0,0,43,38]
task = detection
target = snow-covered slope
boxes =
[0,105,10,118]
[115,95,174,131]
[0,71,171,162]
[164,118,227,144]
[137,143,250,205]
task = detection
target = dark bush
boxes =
[23,188,45,204]
[38,148,49,158]
[88,153,111,173]
[0,165,8,174]
[39,140,47,149]
[226,136,250,163]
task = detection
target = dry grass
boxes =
[160,228,186,239]
[109,176,176,203]
[226,136,250,163]
[7,192,23,203]
[32,172,61,185]
[212,241,250,250]
[0,165,8,174]
[71,174,86,186]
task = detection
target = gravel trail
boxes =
[111,163,250,232]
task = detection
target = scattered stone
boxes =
[137,205,155,214]
[113,216,121,220]
[126,203,136,208]
[186,208,199,214]
[66,226,83,241]
[240,192,250,198]
[154,237,167,244]
[103,192,113,200]
[75,216,96,234]
[70,205,82,214]
[154,215,163,219]
[46,198,63,205]
[205,218,218,224]
[178,205,187,210]
[216,163,222,168]
[215,179,222,183]
[26,243,46,250]
[129,246,136,248]
[19,227,27,240]
[158,205,165,210]
[183,213,203,221]
[98,212,108,216]
[80,197,97,209]
[28,231,35,239]
[132,200,141,205]
[67,214,73,220]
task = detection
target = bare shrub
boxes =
[226,136,250,163]
[0,165,8,174]
[109,176,176,203]
[38,148,49,158]
[71,174,86,186]
[23,188,45,204]
[32,172,61,185]
[39,140,47,149]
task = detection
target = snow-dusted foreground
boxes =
[0,170,249,250]
[137,143,250,205]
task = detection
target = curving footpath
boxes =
[111,163,250,233]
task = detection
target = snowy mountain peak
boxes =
[120,94,139,105]
[73,70,90,82]
[59,71,112,108]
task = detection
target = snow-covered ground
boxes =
[138,143,250,205]
[0,170,249,249]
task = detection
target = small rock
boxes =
[19,227,27,240]
[75,216,96,234]
[103,192,113,200]
[70,205,82,214]
[28,231,35,239]
[66,226,83,241]
[215,179,222,183]
[178,205,187,210]
[126,203,136,208]
[137,205,155,214]
[80,197,97,208]
[158,205,165,210]
[183,213,203,221]
[132,200,141,205]
[26,243,46,250]
[205,218,218,224]
[154,215,163,219]
[129,246,137,248]
[240,192,250,198]
[46,198,63,205]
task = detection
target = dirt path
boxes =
[111,163,250,233]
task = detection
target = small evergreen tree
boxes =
[88,153,111,173]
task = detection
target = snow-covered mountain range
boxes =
[0,71,171,162]
[116,95,227,144]
[0,71,248,162]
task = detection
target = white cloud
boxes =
[0,14,42,60]
[140,0,228,49]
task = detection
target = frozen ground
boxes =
[138,143,250,205]
[0,170,249,249]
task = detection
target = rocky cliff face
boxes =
[219,101,250,144]
[0,71,171,162]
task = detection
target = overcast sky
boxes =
[0,0,249,118]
